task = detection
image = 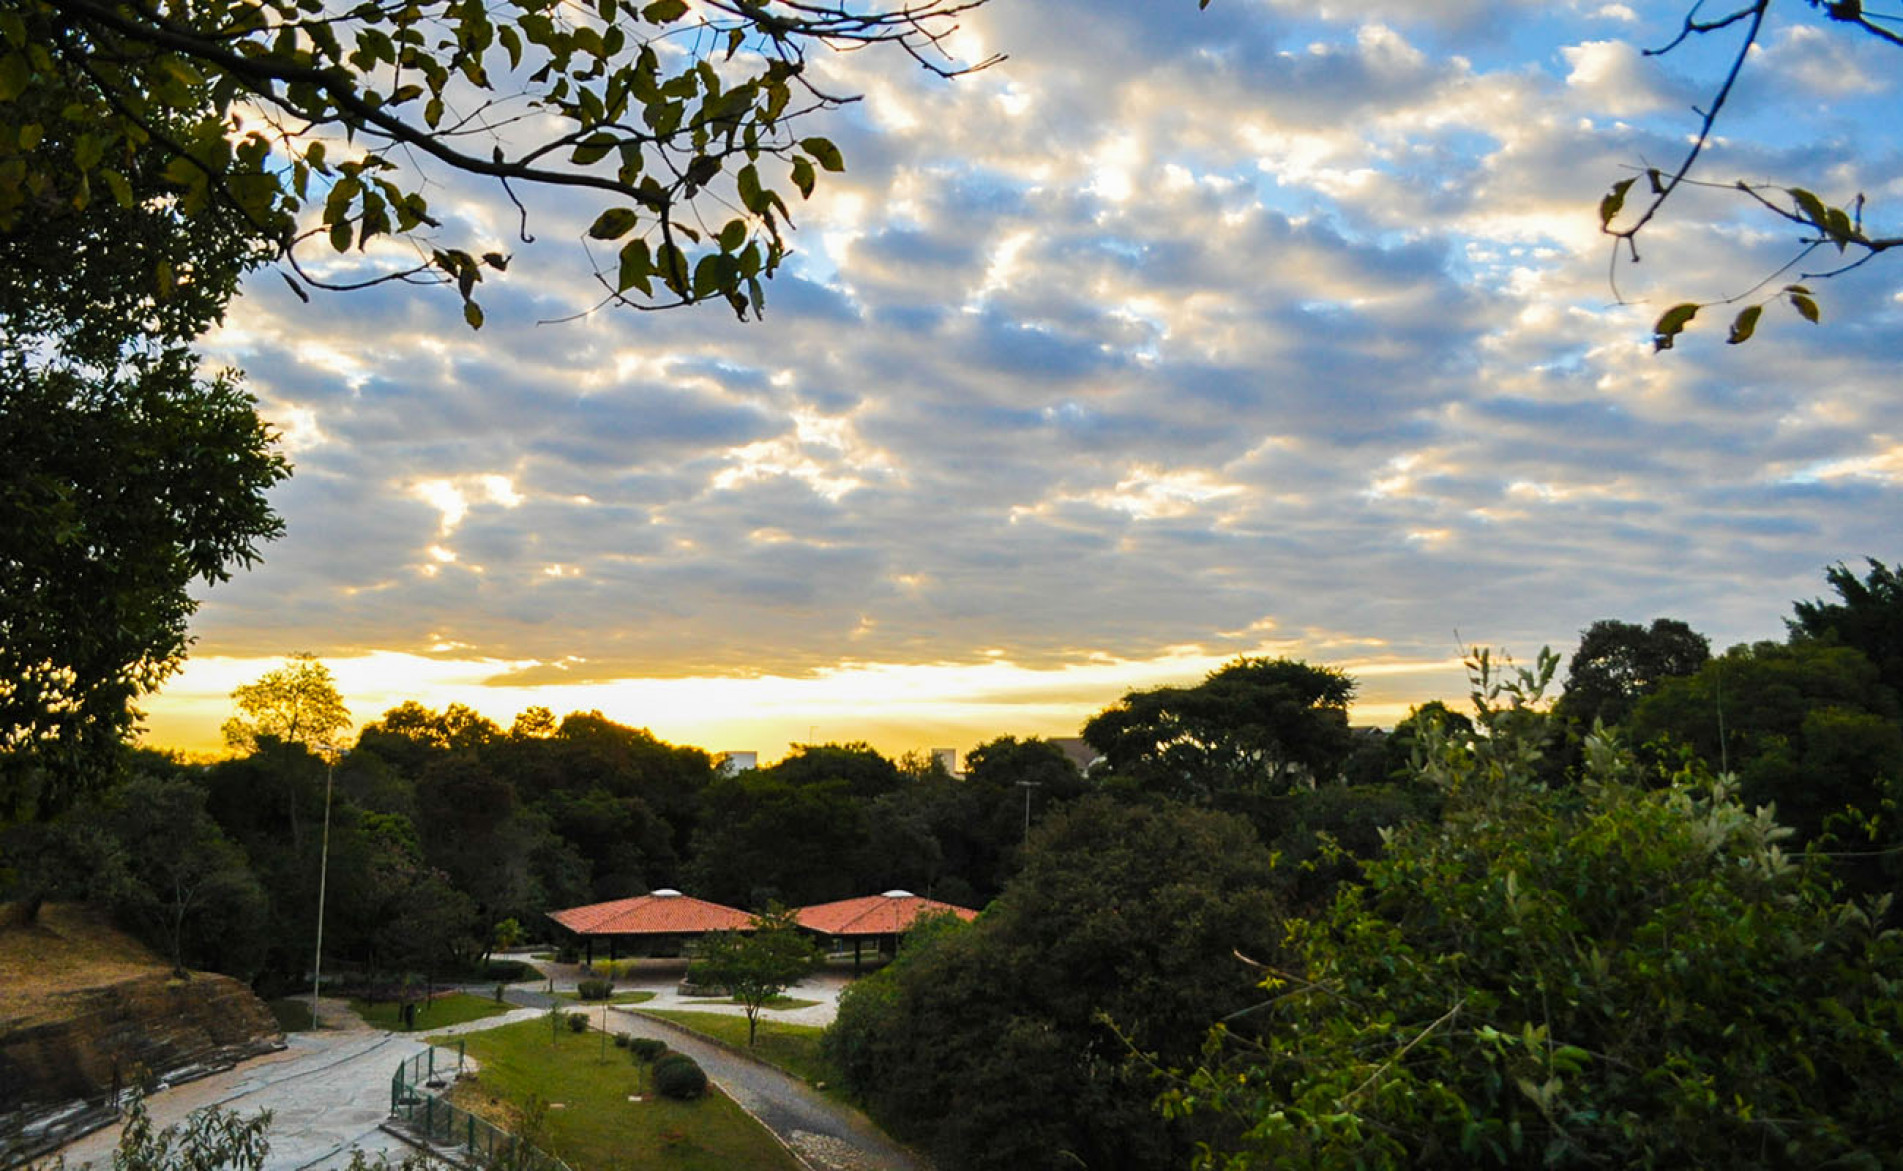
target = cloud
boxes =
[147,0,1903,754]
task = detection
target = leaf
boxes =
[1824,206,1853,250]
[1726,304,1762,345]
[790,156,815,199]
[718,219,747,251]
[329,218,353,252]
[281,273,311,303]
[571,134,618,166]
[736,164,763,213]
[463,301,484,329]
[1598,178,1634,228]
[800,136,844,172]
[1790,292,1821,324]
[587,207,639,240]
[1791,188,1829,230]
[0,52,32,102]
[100,168,133,208]
[1652,303,1699,352]
[617,238,653,294]
[643,0,689,22]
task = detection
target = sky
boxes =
[141,0,1903,762]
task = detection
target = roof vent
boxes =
[881,889,915,899]
[651,888,683,898]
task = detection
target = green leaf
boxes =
[736,164,763,213]
[100,167,133,208]
[1598,178,1634,228]
[463,301,484,329]
[1824,206,1853,250]
[587,207,640,240]
[0,53,30,102]
[643,0,689,22]
[571,133,618,166]
[329,218,353,252]
[800,136,844,172]
[1791,188,1829,230]
[1726,304,1762,345]
[718,219,747,251]
[1652,302,1699,352]
[617,238,653,294]
[1789,292,1821,324]
[791,156,815,199]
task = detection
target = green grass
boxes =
[679,995,819,1010]
[638,1009,837,1087]
[266,997,321,1032]
[352,992,514,1031]
[556,989,657,1005]
[435,1017,801,1171]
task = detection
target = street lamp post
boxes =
[1015,780,1042,845]
[311,747,339,1031]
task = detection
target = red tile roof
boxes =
[548,890,751,936]
[794,890,980,937]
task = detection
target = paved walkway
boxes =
[51,969,925,1171]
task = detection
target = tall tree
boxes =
[1085,658,1356,804]
[1555,617,1711,733]
[825,796,1283,1171]
[1790,558,1903,702]
[221,654,352,753]
[0,358,286,822]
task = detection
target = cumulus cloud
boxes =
[154,0,1903,750]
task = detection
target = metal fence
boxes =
[389,1044,573,1171]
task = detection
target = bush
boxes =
[576,978,614,1001]
[612,1032,630,1048]
[629,1038,669,1062]
[566,1012,588,1033]
[483,959,535,982]
[653,1053,707,1100]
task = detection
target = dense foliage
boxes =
[826,797,1284,1170]
[1168,657,1903,1169]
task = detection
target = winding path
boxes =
[502,986,928,1171]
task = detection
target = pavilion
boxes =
[545,889,751,964]
[793,890,980,969]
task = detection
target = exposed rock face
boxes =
[0,971,285,1166]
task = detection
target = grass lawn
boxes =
[353,992,513,1032]
[638,1010,836,1087]
[556,990,657,1005]
[266,997,321,1032]
[437,1018,801,1171]
[678,995,819,1011]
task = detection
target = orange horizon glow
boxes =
[136,649,1473,765]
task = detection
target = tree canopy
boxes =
[0,357,286,822]
[221,653,352,752]
[1084,657,1356,804]
[0,0,997,325]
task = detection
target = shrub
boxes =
[612,1032,630,1048]
[576,978,614,1001]
[492,983,506,1004]
[566,1012,588,1033]
[484,959,535,982]
[629,1038,669,1062]
[653,1053,707,1100]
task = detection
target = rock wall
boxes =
[0,971,285,1167]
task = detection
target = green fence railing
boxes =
[389,1044,572,1171]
